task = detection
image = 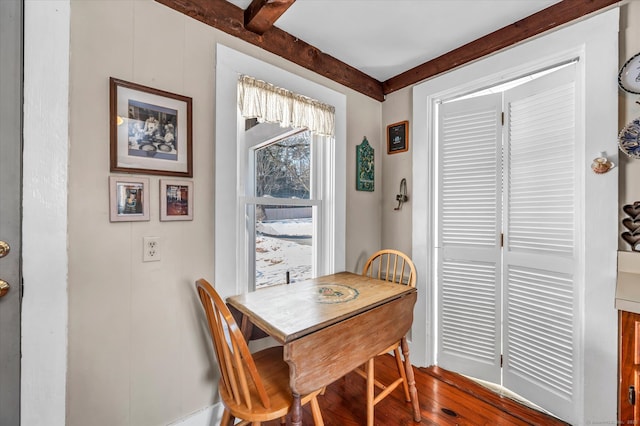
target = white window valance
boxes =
[237,75,335,137]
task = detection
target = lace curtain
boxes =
[237,75,335,137]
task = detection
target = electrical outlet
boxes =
[143,236,161,262]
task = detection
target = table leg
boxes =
[291,392,303,426]
[401,337,421,422]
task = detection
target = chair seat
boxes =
[219,346,292,421]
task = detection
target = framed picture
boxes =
[110,77,193,177]
[387,120,409,154]
[109,176,150,222]
[356,137,374,191]
[160,179,193,221]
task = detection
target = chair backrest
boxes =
[362,249,416,287]
[196,278,271,410]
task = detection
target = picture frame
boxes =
[110,77,193,177]
[109,176,150,222]
[387,120,409,154]
[356,137,374,191]
[160,179,193,221]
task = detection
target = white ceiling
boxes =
[227,0,561,81]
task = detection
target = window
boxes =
[214,45,346,299]
[244,125,320,289]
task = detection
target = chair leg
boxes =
[310,395,324,426]
[366,358,375,426]
[401,337,421,422]
[221,409,232,426]
[393,346,411,402]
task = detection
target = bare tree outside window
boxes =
[255,131,311,199]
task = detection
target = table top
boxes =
[226,271,416,344]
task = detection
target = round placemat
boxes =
[304,284,359,304]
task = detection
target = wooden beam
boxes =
[155,0,385,101]
[244,0,295,35]
[382,0,620,95]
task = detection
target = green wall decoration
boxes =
[356,137,374,191]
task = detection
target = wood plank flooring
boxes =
[263,354,570,425]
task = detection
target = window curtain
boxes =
[237,75,335,137]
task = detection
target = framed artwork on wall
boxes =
[356,137,374,191]
[387,120,409,154]
[160,179,193,221]
[110,77,193,177]
[109,176,150,222]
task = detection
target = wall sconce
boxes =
[394,178,408,211]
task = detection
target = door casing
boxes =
[0,0,23,424]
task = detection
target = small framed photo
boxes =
[109,176,150,222]
[160,179,193,221]
[110,77,193,177]
[387,120,409,154]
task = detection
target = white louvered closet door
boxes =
[437,93,503,383]
[502,64,578,421]
[436,63,579,420]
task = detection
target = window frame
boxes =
[215,45,346,299]
[242,127,322,290]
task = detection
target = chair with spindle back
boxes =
[358,249,417,426]
[195,278,324,425]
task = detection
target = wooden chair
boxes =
[195,279,324,426]
[358,249,417,426]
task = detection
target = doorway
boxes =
[411,10,619,424]
[435,63,579,420]
[0,0,23,424]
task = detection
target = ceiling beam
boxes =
[382,0,620,95]
[244,0,295,34]
[155,0,385,101]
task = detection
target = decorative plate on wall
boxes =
[619,118,640,159]
[619,52,640,94]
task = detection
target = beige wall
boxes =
[380,86,413,254]
[65,1,636,424]
[66,1,380,425]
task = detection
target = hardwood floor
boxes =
[263,354,570,425]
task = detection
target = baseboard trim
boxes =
[168,403,224,426]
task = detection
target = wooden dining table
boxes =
[226,271,420,425]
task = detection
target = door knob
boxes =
[0,280,9,298]
[0,241,9,258]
